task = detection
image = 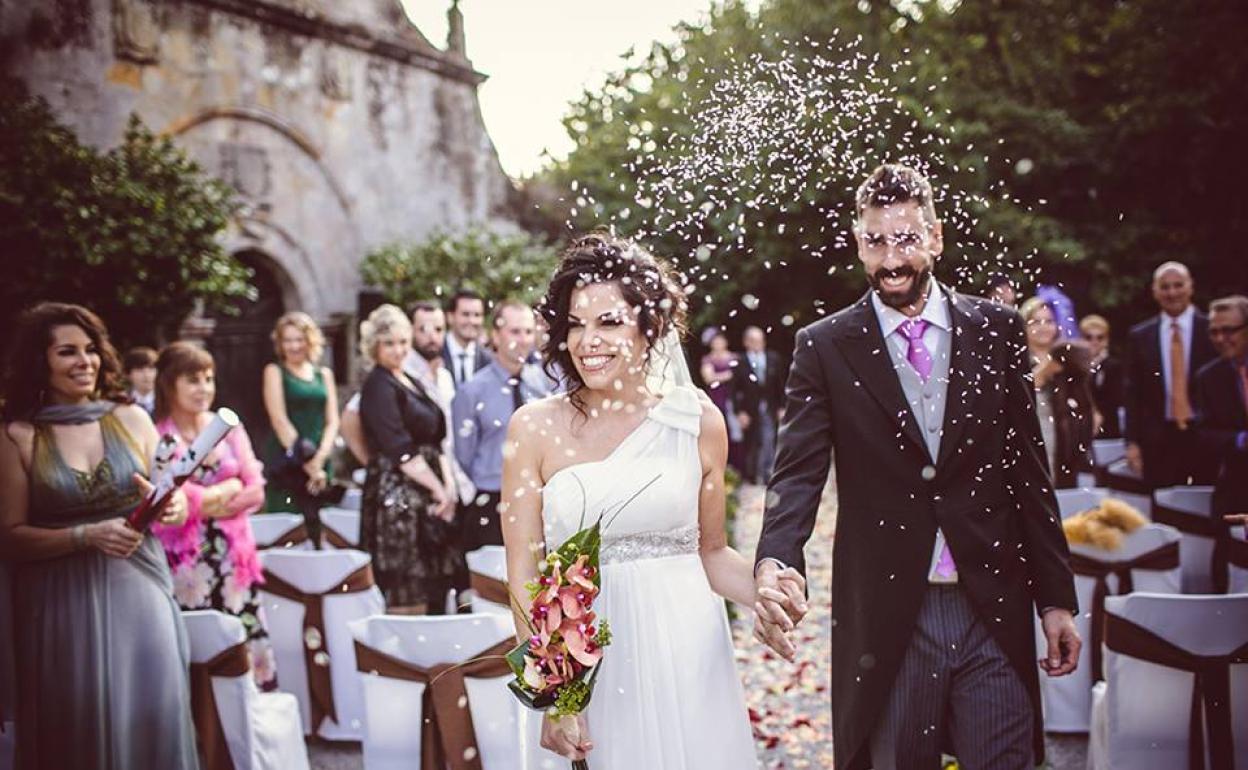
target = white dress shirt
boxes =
[446,334,481,384]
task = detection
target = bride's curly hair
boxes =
[538,232,688,410]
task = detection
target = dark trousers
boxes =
[741,408,778,484]
[869,585,1033,770]
[1144,421,1215,489]
[460,490,503,552]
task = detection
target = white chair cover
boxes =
[0,562,14,770]
[1087,593,1248,770]
[1035,524,1181,732]
[465,546,511,616]
[258,549,385,740]
[1091,438,1127,468]
[1231,524,1248,595]
[350,613,519,770]
[320,507,361,548]
[1056,487,1109,518]
[341,487,363,511]
[182,610,310,770]
[1153,486,1218,593]
[250,513,314,551]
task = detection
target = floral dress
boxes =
[152,418,278,689]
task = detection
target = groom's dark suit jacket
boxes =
[757,287,1077,770]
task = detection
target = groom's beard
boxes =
[867,265,932,310]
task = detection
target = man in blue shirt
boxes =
[452,300,551,549]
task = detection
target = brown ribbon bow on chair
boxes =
[1153,502,1233,594]
[354,637,514,770]
[1069,541,1180,682]
[1104,612,1248,770]
[260,563,375,732]
[265,521,311,549]
[323,528,352,549]
[189,640,251,770]
[469,573,511,608]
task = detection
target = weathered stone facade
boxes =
[0,0,516,324]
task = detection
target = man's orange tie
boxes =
[1169,320,1192,429]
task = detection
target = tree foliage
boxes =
[361,226,560,311]
[0,79,251,349]
[532,0,1247,347]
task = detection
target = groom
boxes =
[753,164,1080,770]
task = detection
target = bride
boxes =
[500,233,803,768]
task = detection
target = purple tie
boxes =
[898,318,956,579]
[899,319,933,382]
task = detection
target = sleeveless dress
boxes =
[521,385,758,770]
[13,410,200,769]
[263,365,330,512]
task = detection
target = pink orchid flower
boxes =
[561,620,604,667]
[564,555,596,592]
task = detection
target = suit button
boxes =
[921,465,937,481]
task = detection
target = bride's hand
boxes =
[540,714,592,761]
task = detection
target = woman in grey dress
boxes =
[0,302,200,770]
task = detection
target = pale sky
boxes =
[401,1,760,178]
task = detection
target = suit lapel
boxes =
[936,289,986,468]
[833,292,928,457]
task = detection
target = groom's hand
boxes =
[1038,608,1081,677]
[753,560,808,662]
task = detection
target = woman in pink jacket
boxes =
[152,342,276,687]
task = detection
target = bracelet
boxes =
[72,524,87,551]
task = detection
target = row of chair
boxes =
[192,543,518,770]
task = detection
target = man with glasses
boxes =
[1080,314,1124,437]
[1123,262,1218,487]
[1194,295,1248,528]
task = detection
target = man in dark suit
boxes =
[1194,295,1248,526]
[733,325,785,484]
[441,289,494,389]
[1123,262,1218,488]
[753,164,1079,770]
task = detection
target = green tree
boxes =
[0,79,251,349]
[534,0,1246,347]
[361,226,559,311]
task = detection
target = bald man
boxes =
[1123,262,1218,488]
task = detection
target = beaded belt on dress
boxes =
[600,523,700,565]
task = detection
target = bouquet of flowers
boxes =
[504,475,659,770]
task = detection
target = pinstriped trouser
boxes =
[869,585,1033,770]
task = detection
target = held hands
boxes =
[86,518,144,559]
[752,560,808,662]
[132,473,189,526]
[1038,608,1081,677]
[425,482,456,522]
[302,456,328,494]
[540,714,592,762]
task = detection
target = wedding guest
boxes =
[358,304,462,612]
[733,325,784,484]
[122,346,158,417]
[152,342,276,688]
[405,301,474,508]
[700,327,743,471]
[1123,262,1217,487]
[1021,296,1062,474]
[1080,314,1125,437]
[1035,341,1098,488]
[986,272,1018,308]
[1194,296,1248,530]
[452,300,550,551]
[0,302,198,769]
[261,312,339,543]
[442,289,493,389]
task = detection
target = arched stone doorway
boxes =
[205,250,289,446]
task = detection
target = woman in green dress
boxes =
[0,302,199,770]
[262,312,339,542]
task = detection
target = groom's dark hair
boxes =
[855,163,938,227]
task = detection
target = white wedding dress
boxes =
[520,384,758,770]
